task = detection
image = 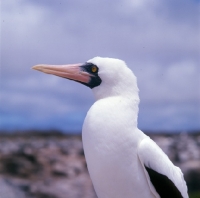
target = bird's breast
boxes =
[82,97,152,198]
[82,97,140,167]
[82,97,139,155]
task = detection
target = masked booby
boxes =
[32,57,188,198]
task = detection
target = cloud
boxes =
[137,60,200,102]
[1,0,199,132]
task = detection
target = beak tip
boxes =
[32,65,43,71]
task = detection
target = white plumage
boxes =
[82,57,188,198]
[33,57,188,198]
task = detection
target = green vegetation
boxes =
[189,191,200,198]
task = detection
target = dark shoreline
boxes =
[0,131,199,198]
[0,129,199,136]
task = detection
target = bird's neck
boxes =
[92,88,140,129]
[92,85,139,102]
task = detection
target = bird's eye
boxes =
[91,66,97,73]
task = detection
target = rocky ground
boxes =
[0,131,199,198]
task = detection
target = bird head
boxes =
[32,57,139,100]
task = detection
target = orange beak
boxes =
[32,63,93,84]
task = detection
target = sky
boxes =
[1,0,200,133]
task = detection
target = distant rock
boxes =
[0,132,199,198]
[0,177,26,198]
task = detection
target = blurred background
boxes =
[1,0,200,197]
